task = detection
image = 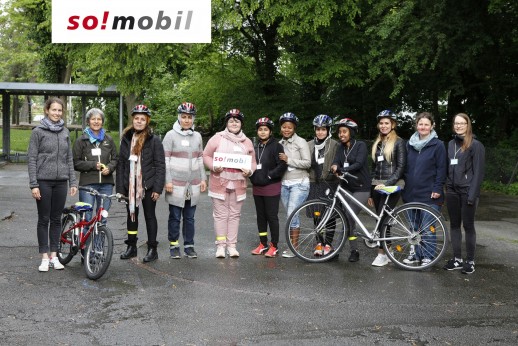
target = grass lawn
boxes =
[0,128,120,153]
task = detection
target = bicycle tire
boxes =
[58,214,77,265]
[381,203,448,271]
[84,225,113,280]
[285,199,350,263]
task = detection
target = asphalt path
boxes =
[1,163,517,345]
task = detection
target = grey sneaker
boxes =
[170,247,181,259]
[184,247,198,258]
[282,249,296,258]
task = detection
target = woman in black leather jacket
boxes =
[368,110,406,267]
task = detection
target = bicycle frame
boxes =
[320,183,412,242]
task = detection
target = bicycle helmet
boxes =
[279,112,299,126]
[335,118,359,137]
[312,114,333,128]
[177,102,197,116]
[377,109,396,120]
[255,117,274,130]
[225,108,244,123]
[131,104,151,116]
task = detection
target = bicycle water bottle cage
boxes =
[72,202,93,212]
[376,186,402,195]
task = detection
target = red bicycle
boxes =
[58,186,125,280]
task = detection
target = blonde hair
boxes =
[453,113,473,151]
[371,119,399,162]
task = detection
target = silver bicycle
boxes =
[285,172,448,270]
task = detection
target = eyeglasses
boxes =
[454,122,467,126]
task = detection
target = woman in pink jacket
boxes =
[203,109,257,258]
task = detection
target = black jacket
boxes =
[446,136,485,204]
[333,140,371,192]
[116,129,165,195]
[73,133,118,186]
[249,137,287,186]
[371,137,406,186]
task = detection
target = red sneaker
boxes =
[264,244,278,257]
[251,243,269,255]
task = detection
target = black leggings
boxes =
[446,191,478,261]
[253,194,281,247]
[36,180,68,253]
[126,189,158,246]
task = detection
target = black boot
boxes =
[120,236,138,259]
[143,245,158,262]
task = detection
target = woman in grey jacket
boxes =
[73,108,118,225]
[28,97,78,272]
[278,113,311,258]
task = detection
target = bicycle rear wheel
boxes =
[381,203,448,271]
[58,214,78,265]
[84,225,113,280]
[285,199,350,263]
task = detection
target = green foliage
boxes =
[482,181,518,196]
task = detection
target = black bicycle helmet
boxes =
[312,114,333,128]
[377,109,396,120]
[131,104,151,116]
[177,102,197,116]
[255,117,274,130]
[225,109,244,123]
[279,112,299,126]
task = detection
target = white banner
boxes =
[52,0,211,43]
[213,152,252,170]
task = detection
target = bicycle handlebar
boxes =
[78,186,128,202]
[336,170,359,181]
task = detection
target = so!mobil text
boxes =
[67,10,193,31]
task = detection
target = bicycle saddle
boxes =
[376,186,402,195]
[62,202,93,214]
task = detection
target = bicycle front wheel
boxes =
[285,199,350,263]
[381,203,448,271]
[84,225,114,280]
[58,214,77,265]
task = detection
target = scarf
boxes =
[173,121,193,136]
[313,136,329,162]
[128,133,143,222]
[408,130,437,152]
[217,128,248,187]
[40,117,64,132]
[84,127,105,143]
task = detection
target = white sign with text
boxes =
[213,152,252,170]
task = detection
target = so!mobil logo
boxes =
[52,0,211,43]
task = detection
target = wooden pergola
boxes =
[1,82,122,161]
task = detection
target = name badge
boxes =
[129,155,138,162]
[91,148,101,156]
[377,155,384,162]
[450,158,458,165]
[233,146,242,152]
[256,164,262,170]
[343,162,349,168]
[288,166,295,171]
[317,157,325,165]
[181,140,190,147]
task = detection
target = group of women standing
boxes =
[28,98,484,275]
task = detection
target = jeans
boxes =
[79,183,113,225]
[168,200,196,246]
[412,204,441,260]
[281,182,310,229]
[36,180,68,253]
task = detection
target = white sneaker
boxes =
[38,258,50,272]
[372,254,389,267]
[227,247,240,258]
[216,245,226,258]
[421,258,432,265]
[50,257,64,270]
[282,249,296,258]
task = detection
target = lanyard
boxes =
[453,143,462,159]
[343,140,356,163]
